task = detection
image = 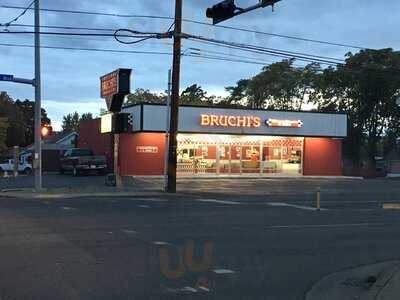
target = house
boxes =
[21,131,78,172]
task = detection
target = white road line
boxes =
[267,202,328,211]
[61,206,76,211]
[122,230,137,234]
[266,223,385,230]
[152,241,170,246]
[181,287,197,293]
[213,269,236,274]
[138,205,150,208]
[198,199,241,205]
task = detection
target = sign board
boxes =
[266,118,303,128]
[100,69,132,113]
[100,113,113,133]
[136,146,158,154]
[200,114,261,128]
[0,74,14,81]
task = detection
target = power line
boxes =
[0,30,155,38]
[0,0,35,27]
[0,4,369,50]
[187,37,344,63]
[184,33,342,66]
[182,18,368,50]
[0,42,172,55]
[6,23,116,32]
[0,4,174,20]
[0,42,291,66]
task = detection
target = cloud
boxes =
[0,0,399,126]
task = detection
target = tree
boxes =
[311,49,400,165]
[125,88,166,105]
[62,112,80,133]
[62,112,95,133]
[0,92,51,147]
[246,59,316,110]
[0,117,8,154]
[223,79,249,107]
[180,84,213,106]
[80,113,93,121]
[14,99,50,146]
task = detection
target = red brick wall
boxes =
[78,119,113,170]
[119,133,166,176]
[303,138,342,176]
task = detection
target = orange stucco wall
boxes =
[119,133,166,176]
[303,138,343,176]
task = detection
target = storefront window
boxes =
[177,134,303,177]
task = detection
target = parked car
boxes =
[0,158,33,175]
[60,148,107,176]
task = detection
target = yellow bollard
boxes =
[316,188,321,211]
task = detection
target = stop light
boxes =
[41,125,53,138]
[206,0,236,25]
[114,113,131,134]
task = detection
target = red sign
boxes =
[100,70,119,98]
[136,146,158,154]
[266,118,303,128]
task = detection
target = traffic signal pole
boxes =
[166,0,183,193]
[34,0,42,191]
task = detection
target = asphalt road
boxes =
[1,189,400,299]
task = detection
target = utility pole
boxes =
[34,0,42,191]
[164,69,172,192]
[167,0,183,193]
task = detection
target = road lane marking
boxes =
[181,287,197,293]
[152,241,170,246]
[61,206,77,211]
[213,269,236,274]
[266,223,385,230]
[198,199,241,205]
[138,205,150,208]
[267,202,328,211]
[122,230,137,234]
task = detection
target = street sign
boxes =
[0,74,14,82]
[100,69,132,112]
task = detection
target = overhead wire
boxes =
[184,33,342,66]
[0,0,36,27]
[0,4,370,50]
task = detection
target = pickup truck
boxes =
[0,159,32,175]
[60,148,107,176]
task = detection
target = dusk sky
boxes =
[0,0,398,130]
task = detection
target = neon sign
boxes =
[200,114,261,128]
[266,118,303,128]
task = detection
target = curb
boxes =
[0,191,193,200]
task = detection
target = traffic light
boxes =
[206,0,236,25]
[41,125,53,138]
[114,113,131,134]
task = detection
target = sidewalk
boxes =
[305,261,400,300]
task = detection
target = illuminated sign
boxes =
[100,71,119,98]
[100,68,132,113]
[101,113,113,133]
[136,146,158,154]
[266,118,303,128]
[200,114,261,128]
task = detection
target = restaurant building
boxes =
[79,103,348,177]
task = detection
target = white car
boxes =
[0,159,33,175]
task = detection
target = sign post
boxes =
[100,69,132,189]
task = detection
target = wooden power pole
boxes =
[167,0,183,193]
